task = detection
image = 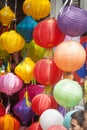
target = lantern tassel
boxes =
[6,62,11,73]
[44,85,53,95]
[44,48,53,58]
[24,91,31,107]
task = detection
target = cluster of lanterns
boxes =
[0,0,87,129]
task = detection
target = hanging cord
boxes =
[14,0,17,30]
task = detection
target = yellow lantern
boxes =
[0,6,15,26]
[23,0,51,20]
[0,30,25,53]
[15,57,35,84]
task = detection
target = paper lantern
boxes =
[32,94,58,115]
[0,114,20,130]
[21,40,46,63]
[28,122,42,130]
[54,40,86,72]
[33,19,65,48]
[16,16,37,42]
[34,58,62,85]
[15,57,35,84]
[58,5,87,36]
[0,6,15,26]
[80,36,87,44]
[0,103,5,116]
[48,125,67,130]
[53,79,82,108]
[23,0,51,20]
[0,30,25,53]
[13,97,35,125]
[0,72,23,95]
[40,109,63,130]
[58,105,66,117]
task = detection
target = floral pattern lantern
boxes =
[16,16,37,42]
[23,0,51,20]
[33,19,65,48]
[0,30,25,53]
[0,72,23,95]
[54,40,86,72]
[15,57,35,84]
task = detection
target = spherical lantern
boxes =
[15,57,35,84]
[0,72,23,95]
[28,122,42,130]
[48,125,67,130]
[0,103,5,116]
[33,19,65,48]
[32,94,58,115]
[16,16,37,42]
[34,58,62,85]
[58,5,87,37]
[53,79,83,108]
[0,30,25,53]
[54,40,86,72]
[40,109,63,130]
[0,114,20,130]
[0,6,15,26]
[23,0,51,20]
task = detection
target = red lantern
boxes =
[80,36,87,44]
[34,58,62,85]
[33,18,65,48]
[28,122,42,130]
[54,40,86,72]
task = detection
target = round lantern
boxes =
[0,30,25,53]
[58,5,87,37]
[0,6,15,26]
[28,122,42,130]
[34,58,62,85]
[0,114,20,130]
[33,19,65,48]
[0,72,23,95]
[21,40,46,63]
[32,94,58,115]
[23,0,51,20]
[16,16,37,42]
[54,40,86,72]
[40,109,63,130]
[0,102,5,116]
[15,57,35,84]
[48,125,67,130]
[53,79,83,108]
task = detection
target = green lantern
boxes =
[53,79,83,108]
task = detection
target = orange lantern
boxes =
[54,40,86,72]
[0,30,25,53]
[0,6,15,26]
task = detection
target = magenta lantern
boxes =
[28,122,42,130]
[48,125,67,130]
[0,73,23,95]
[33,18,65,48]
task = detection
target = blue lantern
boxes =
[16,16,37,42]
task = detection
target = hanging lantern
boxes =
[58,5,87,37]
[0,6,15,26]
[48,125,67,130]
[23,0,51,20]
[53,79,82,108]
[28,122,42,130]
[0,72,23,95]
[15,57,35,84]
[21,40,46,63]
[80,36,87,44]
[34,58,62,85]
[0,102,5,116]
[0,114,20,130]
[33,18,65,48]
[16,16,37,42]
[54,40,86,72]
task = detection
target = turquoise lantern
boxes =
[16,16,37,42]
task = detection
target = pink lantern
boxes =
[0,73,23,95]
[48,125,67,130]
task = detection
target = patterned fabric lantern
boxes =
[0,6,15,26]
[34,58,62,85]
[58,5,87,37]
[28,122,42,130]
[33,18,65,48]
[23,0,51,20]
[0,102,5,116]
[0,30,25,53]
[15,57,35,84]
[0,114,20,130]
[53,79,83,108]
[16,16,37,42]
[0,72,23,95]
[48,125,67,130]
[54,40,86,72]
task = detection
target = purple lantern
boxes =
[58,5,87,37]
[0,72,23,95]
